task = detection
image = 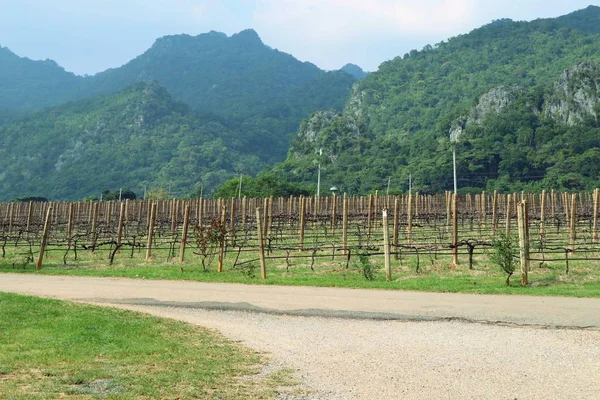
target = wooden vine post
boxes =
[382,210,391,281]
[299,196,306,250]
[445,191,451,233]
[539,190,545,243]
[331,193,337,234]
[26,201,33,236]
[517,200,529,285]
[179,204,191,262]
[66,203,74,247]
[393,198,399,260]
[569,193,576,254]
[593,188,599,243]
[452,193,458,266]
[491,190,498,233]
[342,194,348,254]
[367,194,373,242]
[116,202,125,249]
[36,206,53,270]
[90,202,99,251]
[229,197,236,245]
[145,202,156,261]
[256,207,267,279]
[218,203,226,272]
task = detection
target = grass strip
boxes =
[0,292,281,399]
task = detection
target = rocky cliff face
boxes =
[450,62,600,140]
[545,62,600,125]
[297,111,341,143]
[449,85,521,141]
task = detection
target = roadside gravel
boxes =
[117,304,600,400]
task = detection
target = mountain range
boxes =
[0,29,361,200]
[1,6,600,200]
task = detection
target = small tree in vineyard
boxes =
[194,218,227,271]
[490,230,518,286]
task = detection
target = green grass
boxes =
[1,244,599,297]
[1,225,599,298]
[0,292,292,399]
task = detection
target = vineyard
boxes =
[2,190,600,287]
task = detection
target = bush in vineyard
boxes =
[194,218,227,271]
[490,230,518,286]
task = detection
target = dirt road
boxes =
[1,273,599,399]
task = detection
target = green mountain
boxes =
[0,82,271,201]
[272,6,600,194]
[83,30,354,123]
[341,64,368,79]
[0,46,82,112]
[0,29,356,199]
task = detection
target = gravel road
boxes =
[117,304,600,400]
[1,274,599,399]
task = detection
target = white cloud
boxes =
[253,0,477,42]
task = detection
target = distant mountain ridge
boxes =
[0,29,357,117]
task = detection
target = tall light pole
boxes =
[453,146,457,195]
[238,172,243,199]
[316,148,322,197]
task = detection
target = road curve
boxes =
[2,273,600,399]
[0,273,599,329]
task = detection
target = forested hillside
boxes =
[0,46,82,112]
[272,6,600,194]
[0,83,270,201]
[0,30,355,199]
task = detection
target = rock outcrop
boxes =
[449,85,521,141]
[545,62,600,126]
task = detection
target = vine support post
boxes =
[256,207,267,279]
[569,193,576,254]
[593,188,599,243]
[66,203,74,248]
[218,202,226,272]
[90,202,99,252]
[452,193,458,266]
[383,210,391,281]
[491,190,498,233]
[26,201,33,237]
[116,202,125,249]
[393,198,399,260]
[299,196,305,250]
[145,202,156,261]
[539,190,546,242]
[179,204,191,263]
[342,194,348,255]
[517,200,529,285]
[36,206,53,270]
[505,194,512,237]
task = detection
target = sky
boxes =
[0,0,598,76]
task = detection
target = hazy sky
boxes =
[0,0,597,75]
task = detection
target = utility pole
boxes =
[238,173,243,199]
[453,146,457,195]
[386,176,391,196]
[317,148,322,197]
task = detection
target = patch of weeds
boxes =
[354,252,378,281]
